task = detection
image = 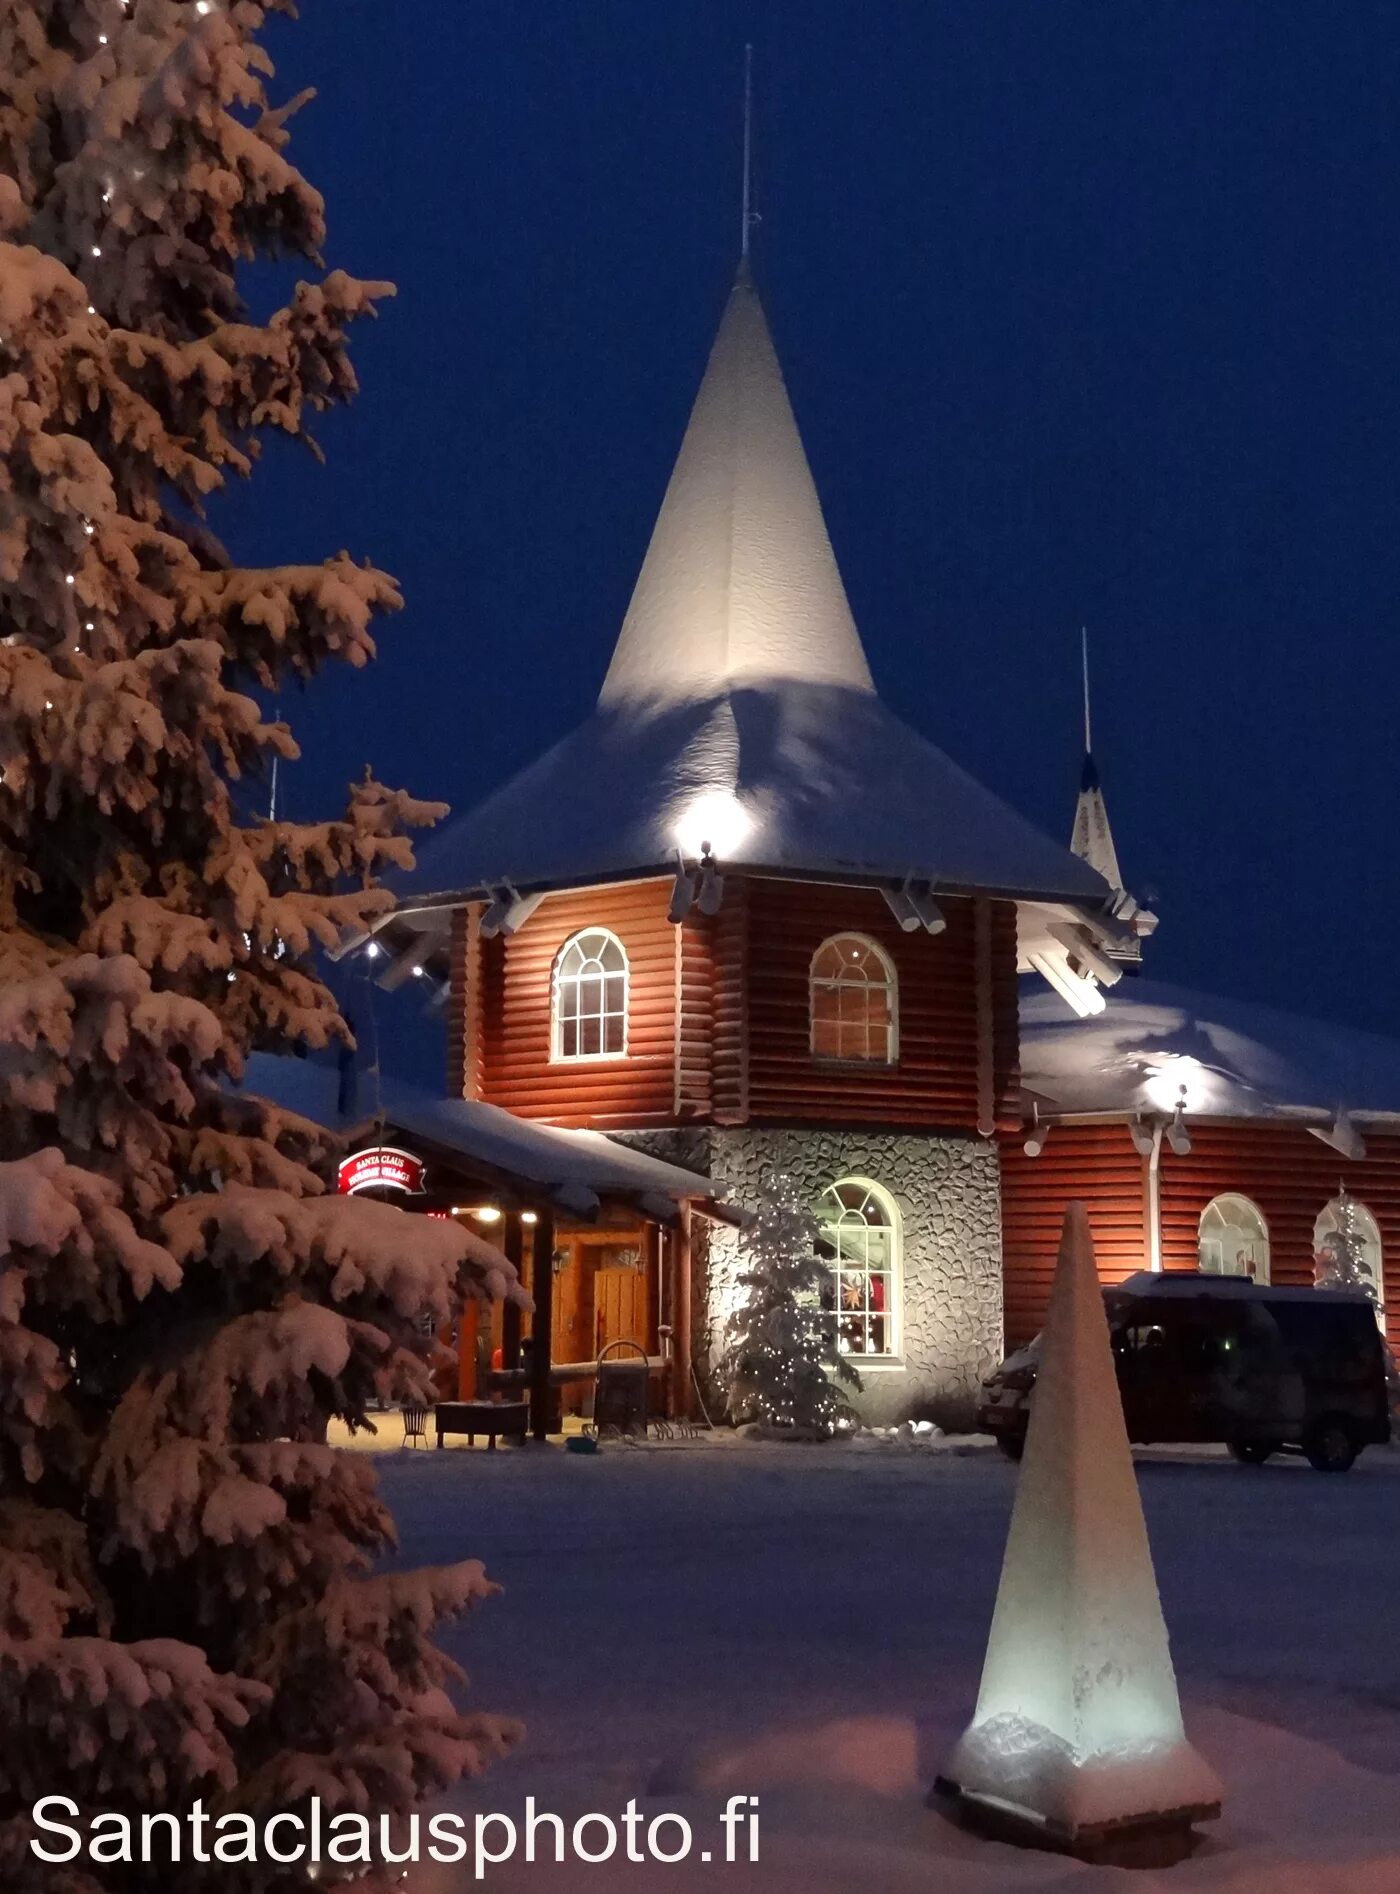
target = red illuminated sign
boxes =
[337,1146,426,1197]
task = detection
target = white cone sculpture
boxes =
[943,1202,1222,1849]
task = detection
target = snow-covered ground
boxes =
[378,1433,1400,1889]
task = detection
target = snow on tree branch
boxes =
[0,0,517,1871]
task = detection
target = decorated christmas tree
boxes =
[0,1,521,1882]
[1314,1186,1380,1305]
[722,1171,860,1437]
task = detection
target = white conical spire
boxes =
[944,1202,1221,1841]
[598,265,876,709]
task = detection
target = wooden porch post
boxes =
[674,1202,694,1421]
[529,1208,556,1442]
[457,1300,479,1401]
[501,1212,523,1372]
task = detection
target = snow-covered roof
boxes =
[397,268,1107,912]
[600,260,874,707]
[1020,978,1400,1123]
[402,681,1112,906]
[240,1053,725,1217]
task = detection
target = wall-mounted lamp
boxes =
[1128,1117,1156,1158]
[697,849,725,916]
[883,875,945,935]
[668,854,696,924]
[1023,1107,1051,1158]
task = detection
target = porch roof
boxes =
[240,1053,734,1223]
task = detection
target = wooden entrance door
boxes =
[593,1244,649,1357]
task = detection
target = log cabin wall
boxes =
[476,879,680,1129]
[453,873,1020,1136]
[1000,1117,1400,1351]
[1000,1122,1150,1347]
[446,903,469,1101]
[1157,1122,1400,1351]
[740,878,1020,1133]
[446,902,485,1102]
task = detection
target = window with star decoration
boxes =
[816,1178,901,1359]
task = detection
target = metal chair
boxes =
[402,1403,430,1449]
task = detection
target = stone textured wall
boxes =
[620,1126,1004,1430]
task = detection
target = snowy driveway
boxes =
[382,1435,1400,1890]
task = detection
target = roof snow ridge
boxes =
[716,262,746,695]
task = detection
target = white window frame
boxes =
[551,927,629,1063]
[816,1177,903,1366]
[1314,1197,1386,1328]
[809,933,899,1065]
[1198,1194,1271,1284]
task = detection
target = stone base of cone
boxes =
[930,1775,1221,1869]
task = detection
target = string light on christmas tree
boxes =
[1314,1182,1379,1307]
[720,1171,861,1438]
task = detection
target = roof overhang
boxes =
[340,868,1127,1000]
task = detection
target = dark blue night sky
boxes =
[223,1,1400,1063]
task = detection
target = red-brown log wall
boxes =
[673,905,717,1120]
[456,874,1019,1135]
[1000,1123,1150,1346]
[741,880,1020,1132]
[1000,1118,1400,1351]
[477,880,679,1129]
[1159,1122,1400,1351]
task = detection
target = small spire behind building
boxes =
[1068,630,1157,964]
[1070,630,1124,891]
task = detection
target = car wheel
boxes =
[997,1432,1025,1462]
[1228,1439,1277,1466]
[1303,1417,1358,1474]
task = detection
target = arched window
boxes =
[816,1179,901,1359]
[1314,1197,1385,1326]
[1198,1195,1271,1284]
[552,929,628,1061]
[809,934,898,1064]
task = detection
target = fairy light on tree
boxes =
[1314,1183,1380,1304]
[721,1171,860,1437]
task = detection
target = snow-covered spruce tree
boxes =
[0,3,522,1885]
[722,1172,859,1438]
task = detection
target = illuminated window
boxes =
[1198,1195,1270,1284]
[816,1179,901,1359]
[1314,1197,1385,1327]
[809,934,898,1063]
[552,929,628,1061]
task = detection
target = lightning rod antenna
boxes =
[741,44,755,258]
[1081,626,1092,756]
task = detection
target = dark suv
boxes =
[980,1271,1392,1473]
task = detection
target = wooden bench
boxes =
[434,1399,529,1449]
